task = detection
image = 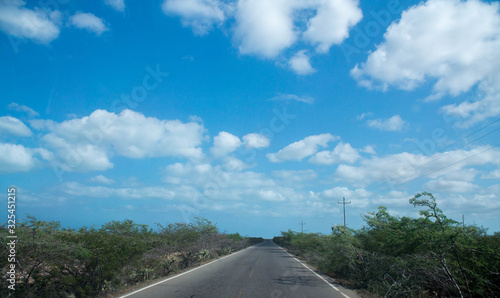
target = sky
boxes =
[1,0,500,238]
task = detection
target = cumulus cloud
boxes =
[164,0,362,70]
[352,0,500,126]
[267,133,338,162]
[222,156,249,171]
[31,109,206,171]
[69,12,109,35]
[235,0,362,58]
[242,133,270,149]
[289,50,316,75]
[104,0,125,12]
[309,142,360,164]
[322,186,370,200]
[0,116,32,137]
[234,0,361,58]
[211,131,242,157]
[0,0,61,44]
[0,143,37,172]
[424,178,478,193]
[482,169,500,179]
[234,0,296,58]
[8,102,39,117]
[441,88,500,128]
[39,133,114,172]
[302,0,363,53]
[161,161,341,216]
[88,175,115,185]
[369,190,414,209]
[163,161,275,198]
[272,169,318,186]
[361,145,376,154]
[366,115,408,131]
[334,146,500,188]
[61,182,176,199]
[162,0,227,35]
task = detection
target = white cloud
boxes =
[334,146,500,188]
[88,175,115,185]
[424,178,478,193]
[367,115,407,131]
[356,112,373,121]
[272,169,318,185]
[161,161,341,217]
[269,93,314,104]
[0,0,61,44]
[450,188,500,216]
[69,12,109,35]
[211,131,242,157]
[267,133,338,162]
[222,156,250,171]
[61,182,176,199]
[482,169,500,180]
[0,143,36,172]
[321,186,373,209]
[234,0,296,58]
[256,189,286,202]
[104,0,125,12]
[302,0,363,53]
[322,186,371,200]
[310,142,360,164]
[162,0,362,73]
[163,162,275,199]
[289,50,316,75]
[352,0,500,126]
[440,89,500,128]
[0,116,32,137]
[162,0,227,35]
[234,0,362,58]
[361,145,376,154]
[40,133,114,172]
[8,102,39,117]
[369,190,413,209]
[242,133,270,149]
[31,109,206,171]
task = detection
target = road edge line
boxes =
[276,244,351,298]
[118,245,255,298]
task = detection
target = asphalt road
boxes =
[120,240,359,298]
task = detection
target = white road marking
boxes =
[278,245,351,298]
[118,245,254,298]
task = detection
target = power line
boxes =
[433,117,500,153]
[363,118,500,194]
[371,143,500,197]
[384,125,500,184]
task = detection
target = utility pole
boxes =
[338,197,351,228]
[462,214,465,228]
[299,221,305,233]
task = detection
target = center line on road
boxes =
[249,270,253,278]
[237,291,242,298]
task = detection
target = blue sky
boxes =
[1,0,500,238]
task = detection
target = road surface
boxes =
[120,240,358,298]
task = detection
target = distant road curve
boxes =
[119,240,359,298]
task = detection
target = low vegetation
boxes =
[0,217,261,297]
[274,192,500,297]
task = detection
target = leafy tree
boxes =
[1,215,256,297]
[275,192,500,297]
